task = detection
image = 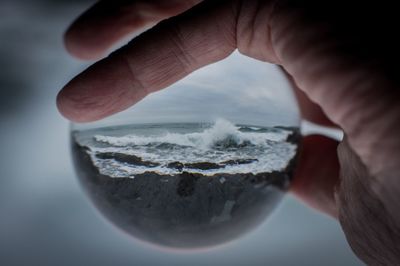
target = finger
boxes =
[65,0,202,60]
[291,135,340,218]
[280,67,338,128]
[57,0,238,122]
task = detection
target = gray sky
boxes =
[75,51,300,130]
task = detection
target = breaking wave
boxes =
[76,119,299,177]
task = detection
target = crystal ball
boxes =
[70,51,301,249]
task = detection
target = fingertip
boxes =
[56,84,89,123]
[64,26,106,61]
[56,85,75,122]
[57,53,151,123]
[56,72,107,123]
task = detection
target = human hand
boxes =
[57,1,400,264]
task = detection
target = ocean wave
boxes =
[94,119,291,150]
[77,119,299,177]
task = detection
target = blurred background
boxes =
[0,0,362,265]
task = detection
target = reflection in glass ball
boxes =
[70,52,301,249]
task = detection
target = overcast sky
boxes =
[75,51,300,130]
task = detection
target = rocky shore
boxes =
[71,138,299,248]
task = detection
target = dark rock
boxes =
[285,131,301,144]
[185,161,224,170]
[221,158,258,165]
[273,126,301,144]
[212,137,253,149]
[167,161,184,171]
[95,152,159,167]
[177,172,199,197]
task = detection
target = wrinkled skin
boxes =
[57,1,400,264]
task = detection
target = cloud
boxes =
[77,51,300,129]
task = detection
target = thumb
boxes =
[336,138,400,265]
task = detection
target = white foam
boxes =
[94,119,290,149]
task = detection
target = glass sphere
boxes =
[70,51,301,249]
